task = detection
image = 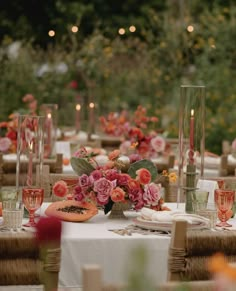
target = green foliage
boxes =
[0,2,236,153]
[128,160,157,182]
[70,157,95,176]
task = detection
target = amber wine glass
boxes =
[22,187,44,227]
[214,189,235,227]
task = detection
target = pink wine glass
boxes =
[214,189,235,227]
[22,187,44,227]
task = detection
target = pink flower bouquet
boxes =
[69,148,162,214]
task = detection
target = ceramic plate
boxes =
[133,216,207,232]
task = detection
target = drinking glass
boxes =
[214,189,235,227]
[2,200,23,230]
[22,187,44,227]
[192,190,209,213]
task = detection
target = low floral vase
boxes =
[108,202,130,219]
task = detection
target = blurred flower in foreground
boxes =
[36,216,62,244]
[208,252,236,291]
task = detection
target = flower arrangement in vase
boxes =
[53,147,173,216]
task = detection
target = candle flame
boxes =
[29,141,33,151]
[191,109,194,117]
[89,102,95,108]
[47,113,52,119]
[76,104,81,111]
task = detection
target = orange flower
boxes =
[208,253,236,281]
[136,168,151,185]
[169,172,177,183]
[52,180,68,197]
[108,149,120,161]
[111,187,126,202]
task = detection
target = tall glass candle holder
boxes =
[88,101,96,140]
[16,115,45,190]
[40,104,58,158]
[178,85,206,213]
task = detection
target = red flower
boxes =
[69,80,78,89]
[6,130,17,141]
[36,216,62,244]
[136,168,152,185]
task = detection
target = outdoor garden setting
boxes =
[1,1,236,291]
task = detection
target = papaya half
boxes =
[45,200,98,222]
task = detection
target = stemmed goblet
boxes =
[22,187,44,227]
[214,189,235,227]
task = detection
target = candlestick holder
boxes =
[16,115,45,190]
[40,104,58,158]
[177,85,206,211]
[88,101,96,141]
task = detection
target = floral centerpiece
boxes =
[100,105,171,159]
[53,147,173,215]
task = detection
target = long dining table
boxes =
[39,203,175,289]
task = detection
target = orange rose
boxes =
[52,180,68,197]
[111,187,126,202]
[108,149,120,161]
[136,168,151,184]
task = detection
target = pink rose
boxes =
[111,187,126,202]
[79,174,91,189]
[104,169,119,181]
[136,168,151,185]
[143,183,161,204]
[0,137,12,152]
[128,189,143,203]
[119,140,131,155]
[117,173,130,186]
[90,170,103,183]
[151,136,166,153]
[94,178,113,197]
[134,199,145,210]
[74,185,85,201]
[96,191,110,205]
[52,180,68,197]
[129,153,142,163]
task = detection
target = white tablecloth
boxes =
[40,203,180,288]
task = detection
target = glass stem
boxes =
[29,210,35,224]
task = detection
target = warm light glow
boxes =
[29,141,33,151]
[187,25,194,32]
[191,109,194,117]
[48,30,55,37]
[47,113,52,119]
[118,28,126,35]
[129,25,136,32]
[76,104,81,111]
[89,102,95,108]
[71,26,78,33]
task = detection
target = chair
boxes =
[0,153,63,187]
[168,220,236,282]
[83,220,236,291]
[82,264,215,291]
[40,169,78,201]
[0,230,61,290]
[219,154,236,176]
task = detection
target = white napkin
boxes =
[140,207,209,225]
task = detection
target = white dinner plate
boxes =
[133,216,208,232]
